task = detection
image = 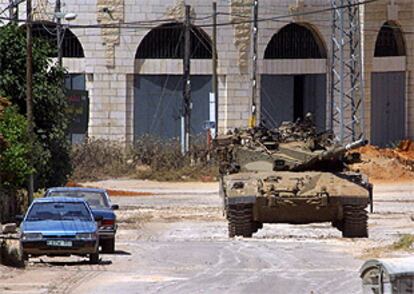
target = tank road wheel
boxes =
[341,205,368,238]
[227,204,255,238]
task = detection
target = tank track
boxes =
[227,204,256,238]
[341,205,368,238]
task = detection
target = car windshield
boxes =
[47,191,109,209]
[26,202,92,222]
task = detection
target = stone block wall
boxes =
[362,0,414,141]
[1,0,412,143]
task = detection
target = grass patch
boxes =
[391,234,414,251]
[363,234,414,259]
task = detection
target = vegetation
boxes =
[71,136,218,182]
[363,234,414,258]
[0,24,71,189]
[391,234,414,251]
[0,106,32,188]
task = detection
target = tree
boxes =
[0,24,71,188]
[0,105,32,188]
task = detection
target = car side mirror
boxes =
[111,204,119,210]
[94,215,103,222]
[15,215,24,222]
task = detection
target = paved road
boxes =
[1,181,413,294]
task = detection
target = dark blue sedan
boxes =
[45,187,118,253]
[20,197,100,263]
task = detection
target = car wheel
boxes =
[89,252,100,264]
[101,238,115,253]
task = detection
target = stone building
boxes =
[1,0,412,146]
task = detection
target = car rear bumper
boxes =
[22,239,98,256]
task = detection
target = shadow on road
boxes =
[100,250,131,256]
[34,258,112,266]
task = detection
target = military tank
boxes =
[215,117,373,238]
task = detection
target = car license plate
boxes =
[46,240,72,247]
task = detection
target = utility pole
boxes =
[249,0,258,128]
[212,1,218,137]
[26,0,34,204]
[330,0,365,143]
[182,5,191,154]
[8,0,18,24]
[55,0,62,66]
[8,0,13,21]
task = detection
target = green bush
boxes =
[0,24,71,188]
[0,106,32,188]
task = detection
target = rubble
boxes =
[350,141,414,183]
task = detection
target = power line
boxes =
[189,27,212,56]
[201,0,380,28]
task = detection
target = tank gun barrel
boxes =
[318,138,367,161]
[291,139,368,171]
[345,138,368,151]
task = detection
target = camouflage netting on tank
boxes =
[218,115,335,150]
[214,116,365,175]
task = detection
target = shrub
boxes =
[71,139,133,181]
[0,24,71,189]
[0,106,32,188]
[71,136,218,182]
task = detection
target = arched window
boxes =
[264,23,326,59]
[135,23,212,59]
[374,21,405,57]
[31,22,84,58]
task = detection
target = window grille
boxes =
[32,22,85,58]
[135,23,212,59]
[374,22,405,57]
[264,23,326,59]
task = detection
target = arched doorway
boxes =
[261,23,327,130]
[134,23,212,140]
[31,22,87,143]
[371,21,406,146]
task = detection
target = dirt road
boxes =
[1,181,413,294]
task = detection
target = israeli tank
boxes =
[215,116,373,238]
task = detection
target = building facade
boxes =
[1,0,412,146]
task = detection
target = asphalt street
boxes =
[1,181,413,294]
